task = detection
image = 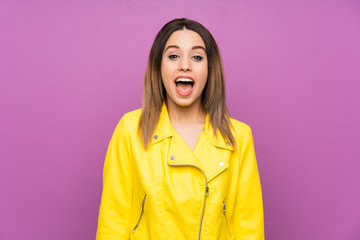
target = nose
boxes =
[179,57,191,72]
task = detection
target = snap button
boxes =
[226,141,231,146]
[171,155,176,160]
[154,135,158,140]
[219,161,225,167]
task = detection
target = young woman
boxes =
[96,18,264,240]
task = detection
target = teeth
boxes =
[176,78,193,82]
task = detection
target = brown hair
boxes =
[139,18,235,149]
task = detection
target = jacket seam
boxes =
[121,115,134,235]
[158,142,166,240]
[239,125,251,167]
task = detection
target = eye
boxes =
[168,54,179,60]
[192,55,203,61]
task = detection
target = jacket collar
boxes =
[151,102,234,151]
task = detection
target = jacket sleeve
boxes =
[234,126,265,239]
[96,117,132,240]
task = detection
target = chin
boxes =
[170,96,201,108]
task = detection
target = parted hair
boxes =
[138,18,235,149]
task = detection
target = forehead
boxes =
[165,29,205,49]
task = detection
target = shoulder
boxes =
[115,108,142,135]
[229,117,253,143]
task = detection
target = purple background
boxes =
[1,0,359,239]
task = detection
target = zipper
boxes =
[132,194,147,233]
[223,201,231,236]
[198,185,209,240]
[168,163,208,240]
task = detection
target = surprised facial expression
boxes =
[161,29,208,108]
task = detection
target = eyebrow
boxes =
[164,45,206,52]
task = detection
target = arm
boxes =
[234,126,265,239]
[96,117,132,240]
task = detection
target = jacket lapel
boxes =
[167,132,203,170]
[150,103,173,145]
[194,115,234,182]
[151,102,234,182]
[150,103,202,169]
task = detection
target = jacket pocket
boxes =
[132,194,147,233]
[223,201,232,237]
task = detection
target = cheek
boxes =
[161,61,172,80]
[200,65,208,83]
[160,62,165,79]
[199,68,208,90]
[160,63,173,91]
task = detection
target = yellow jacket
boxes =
[96,103,264,240]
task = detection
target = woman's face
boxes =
[161,29,208,108]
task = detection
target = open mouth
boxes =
[175,78,194,96]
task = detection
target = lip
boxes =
[174,75,195,96]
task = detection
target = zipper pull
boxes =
[205,186,209,197]
[132,224,139,233]
[223,201,226,213]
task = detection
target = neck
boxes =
[166,97,206,126]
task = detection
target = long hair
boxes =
[139,18,235,149]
